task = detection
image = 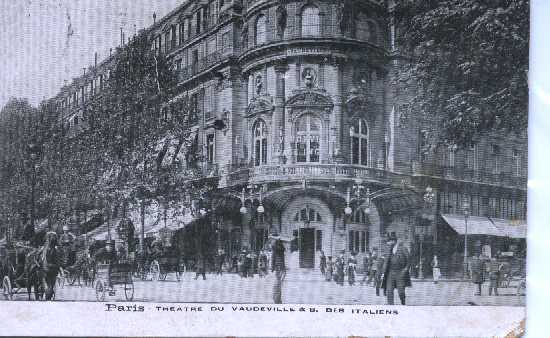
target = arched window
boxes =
[294,207,322,222]
[301,5,320,36]
[356,13,369,41]
[295,114,321,163]
[254,120,268,166]
[255,15,267,45]
[350,119,369,165]
[353,209,369,224]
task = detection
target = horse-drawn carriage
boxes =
[95,261,134,301]
[1,242,58,301]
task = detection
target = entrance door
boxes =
[299,228,315,268]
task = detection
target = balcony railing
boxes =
[225,163,407,186]
[410,162,527,188]
[244,25,382,52]
[177,52,227,83]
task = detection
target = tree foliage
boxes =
[0,32,217,236]
[393,0,529,147]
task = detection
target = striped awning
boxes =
[490,218,527,239]
[441,214,526,238]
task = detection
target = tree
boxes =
[393,0,528,147]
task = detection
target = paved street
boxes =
[3,270,525,306]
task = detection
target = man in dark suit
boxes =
[382,234,412,305]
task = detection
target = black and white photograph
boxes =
[0,0,534,336]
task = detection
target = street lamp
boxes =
[239,185,265,215]
[344,179,371,216]
[420,186,436,279]
[463,199,470,279]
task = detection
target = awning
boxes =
[441,214,502,236]
[490,218,527,239]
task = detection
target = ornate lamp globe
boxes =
[364,205,371,214]
[257,204,264,214]
[344,206,352,216]
[240,206,247,214]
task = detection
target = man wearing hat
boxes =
[382,233,412,305]
[270,232,286,304]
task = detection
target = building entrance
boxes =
[299,228,315,268]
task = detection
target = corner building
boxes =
[56,0,528,274]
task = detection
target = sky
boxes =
[0,0,181,109]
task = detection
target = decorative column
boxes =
[332,57,346,163]
[273,62,288,164]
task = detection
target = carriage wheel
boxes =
[95,281,106,302]
[149,260,160,281]
[2,276,13,300]
[124,281,134,301]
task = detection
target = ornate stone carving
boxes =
[276,5,287,39]
[286,90,332,108]
[255,75,263,95]
[302,67,317,88]
[246,95,274,117]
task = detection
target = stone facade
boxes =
[52,0,527,272]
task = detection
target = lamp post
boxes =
[239,184,265,216]
[420,186,435,280]
[26,142,40,233]
[463,200,470,279]
[344,179,372,217]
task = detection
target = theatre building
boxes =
[54,0,527,274]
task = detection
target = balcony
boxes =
[410,162,527,189]
[225,163,407,187]
[176,52,227,83]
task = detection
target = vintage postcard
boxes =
[0,0,530,336]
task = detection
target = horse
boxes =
[38,232,61,300]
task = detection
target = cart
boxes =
[94,262,134,301]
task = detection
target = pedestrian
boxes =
[319,250,327,276]
[238,250,246,277]
[335,251,345,286]
[431,255,441,284]
[368,248,379,285]
[360,250,372,285]
[245,251,254,278]
[270,233,286,304]
[231,254,238,273]
[374,254,385,296]
[194,253,206,280]
[382,234,412,305]
[347,252,357,285]
[215,248,224,275]
[469,254,484,296]
[488,257,502,296]
[258,250,268,277]
[325,256,333,281]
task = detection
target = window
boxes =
[255,15,266,45]
[171,25,177,49]
[196,10,202,34]
[350,119,369,165]
[206,134,215,163]
[164,31,171,53]
[175,59,182,71]
[301,5,320,36]
[207,38,217,58]
[447,145,456,167]
[191,49,199,74]
[353,209,369,224]
[466,144,477,170]
[295,114,321,163]
[356,13,369,40]
[253,120,268,166]
[367,21,378,44]
[512,149,521,176]
[294,207,322,222]
[221,31,231,52]
[349,230,367,253]
[491,144,501,174]
[179,22,185,44]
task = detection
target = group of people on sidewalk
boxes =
[319,234,412,305]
